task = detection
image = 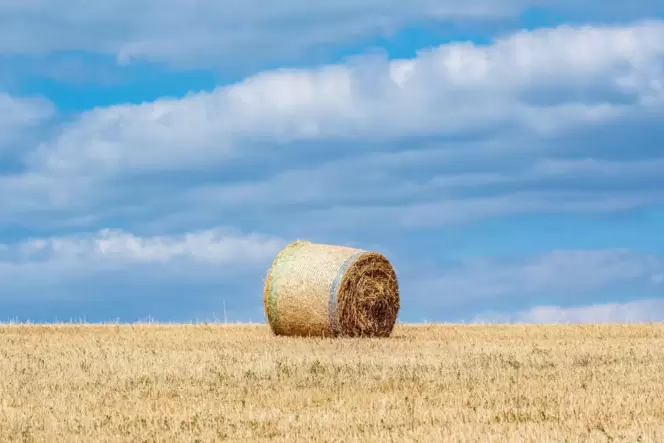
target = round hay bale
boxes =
[263,240,400,337]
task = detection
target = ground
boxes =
[0,323,663,442]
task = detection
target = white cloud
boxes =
[415,249,664,302]
[182,153,664,230]
[393,192,664,228]
[0,228,286,317]
[2,0,662,70]
[21,20,664,178]
[472,298,664,323]
[2,21,664,231]
[0,0,520,66]
[0,228,285,278]
[0,93,54,152]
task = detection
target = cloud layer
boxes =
[2,0,664,70]
[0,93,54,154]
[0,228,283,280]
[27,20,664,174]
[0,0,522,67]
[0,20,661,236]
[473,298,664,323]
[416,249,664,305]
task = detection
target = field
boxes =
[1,324,664,442]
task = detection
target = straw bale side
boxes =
[263,240,400,337]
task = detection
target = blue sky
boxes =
[1,1,664,324]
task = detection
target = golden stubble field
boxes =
[1,324,663,442]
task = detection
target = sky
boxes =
[1,1,663,324]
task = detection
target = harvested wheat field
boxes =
[1,324,664,442]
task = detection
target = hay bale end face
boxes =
[264,240,400,338]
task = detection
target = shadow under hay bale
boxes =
[263,240,400,338]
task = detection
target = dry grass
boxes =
[1,323,663,442]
